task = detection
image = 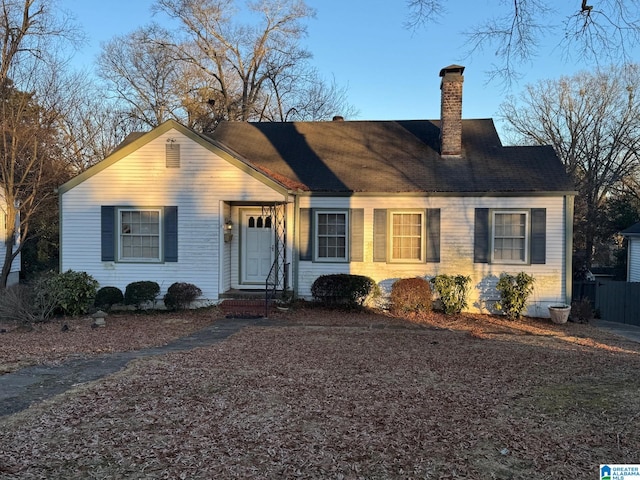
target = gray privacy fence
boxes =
[573,280,640,326]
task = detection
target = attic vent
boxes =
[166,143,180,168]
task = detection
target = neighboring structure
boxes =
[59,65,576,316]
[0,193,20,286]
[621,222,640,281]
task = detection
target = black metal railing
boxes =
[263,202,287,317]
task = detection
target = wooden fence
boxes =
[573,280,640,326]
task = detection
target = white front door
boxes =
[241,211,274,285]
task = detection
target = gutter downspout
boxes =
[57,188,63,274]
[292,193,300,298]
[565,194,575,305]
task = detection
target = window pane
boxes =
[120,209,161,260]
[494,213,526,262]
[317,213,347,259]
[391,213,422,260]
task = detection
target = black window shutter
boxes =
[164,206,178,262]
[101,206,115,261]
[474,208,489,263]
[530,208,546,264]
[350,209,364,262]
[426,208,441,263]
[373,209,387,262]
[299,208,312,261]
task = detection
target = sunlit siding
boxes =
[297,195,568,316]
[0,203,20,284]
[60,128,283,301]
[628,238,640,282]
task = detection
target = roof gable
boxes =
[58,119,289,195]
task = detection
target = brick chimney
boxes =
[439,65,465,157]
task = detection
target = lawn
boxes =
[0,307,639,479]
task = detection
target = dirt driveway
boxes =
[0,308,639,479]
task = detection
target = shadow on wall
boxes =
[474,274,500,314]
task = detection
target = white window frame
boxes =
[389,210,425,263]
[314,210,349,262]
[491,210,529,264]
[118,208,163,263]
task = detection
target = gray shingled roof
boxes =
[621,222,640,236]
[207,119,574,194]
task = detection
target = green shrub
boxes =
[311,274,378,308]
[390,277,432,314]
[496,272,535,319]
[124,281,160,310]
[32,270,99,317]
[94,286,124,311]
[430,274,472,314]
[163,282,202,310]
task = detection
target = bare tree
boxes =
[407,1,640,83]
[153,0,328,125]
[57,74,144,171]
[97,25,185,129]
[500,64,640,268]
[96,0,356,130]
[263,65,359,122]
[0,0,80,287]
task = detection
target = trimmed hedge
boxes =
[163,282,202,310]
[311,274,378,307]
[124,281,160,310]
[94,286,124,311]
[390,277,432,314]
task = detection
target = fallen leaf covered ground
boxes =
[0,310,213,374]
[1,307,639,479]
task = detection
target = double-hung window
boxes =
[315,211,348,261]
[474,208,545,265]
[101,206,177,263]
[492,211,528,264]
[391,211,424,262]
[372,208,440,263]
[119,209,162,262]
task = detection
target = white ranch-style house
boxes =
[59,65,576,316]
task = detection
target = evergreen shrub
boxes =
[124,281,160,310]
[430,274,471,314]
[94,286,124,311]
[34,270,99,317]
[311,274,378,307]
[496,272,535,319]
[163,282,202,310]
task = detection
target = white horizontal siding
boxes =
[61,128,285,300]
[628,238,640,282]
[297,195,568,317]
[0,199,21,279]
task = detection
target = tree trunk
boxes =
[0,233,15,289]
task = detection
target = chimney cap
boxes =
[439,64,465,77]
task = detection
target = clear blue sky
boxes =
[58,0,619,132]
